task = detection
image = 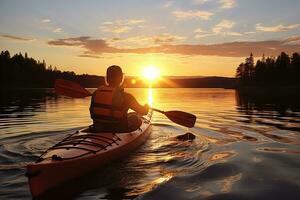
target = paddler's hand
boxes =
[143,104,150,114]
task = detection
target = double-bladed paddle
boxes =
[54,79,196,128]
[55,79,91,98]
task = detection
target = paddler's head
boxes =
[106,65,124,87]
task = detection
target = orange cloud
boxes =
[47,35,300,57]
[47,37,118,58]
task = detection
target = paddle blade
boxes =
[164,111,196,128]
[54,79,92,98]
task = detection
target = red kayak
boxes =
[26,113,152,198]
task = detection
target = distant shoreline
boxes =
[237,85,300,95]
[0,86,236,90]
[2,84,300,92]
[1,50,238,89]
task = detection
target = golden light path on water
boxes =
[125,86,174,195]
[148,87,153,107]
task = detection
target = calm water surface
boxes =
[0,88,299,200]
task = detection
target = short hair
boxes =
[106,65,123,86]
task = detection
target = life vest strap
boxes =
[98,89,112,92]
[91,113,125,123]
[92,102,123,111]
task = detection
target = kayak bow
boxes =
[26,112,152,198]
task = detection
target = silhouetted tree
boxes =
[236,63,244,79]
[236,53,255,85]
[236,52,300,86]
[245,53,255,82]
[0,50,105,88]
[291,52,300,83]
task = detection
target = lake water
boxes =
[0,88,299,200]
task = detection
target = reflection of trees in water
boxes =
[235,90,300,131]
[236,90,300,115]
[0,89,57,118]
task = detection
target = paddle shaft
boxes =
[151,108,165,114]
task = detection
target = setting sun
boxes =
[142,66,160,82]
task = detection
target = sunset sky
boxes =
[1,0,300,77]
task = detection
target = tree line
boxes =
[0,50,104,88]
[236,52,300,86]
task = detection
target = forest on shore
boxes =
[0,50,103,88]
[236,52,300,86]
[0,50,235,88]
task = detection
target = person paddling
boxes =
[89,65,149,132]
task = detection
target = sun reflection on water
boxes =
[148,87,154,107]
[125,172,173,197]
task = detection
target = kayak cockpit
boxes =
[36,131,122,163]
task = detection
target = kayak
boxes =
[26,112,152,198]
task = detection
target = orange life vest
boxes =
[90,86,125,123]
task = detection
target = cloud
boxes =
[47,37,118,56]
[53,28,62,33]
[100,19,145,34]
[153,33,186,45]
[108,35,153,48]
[172,10,214,20]
[194,0,211,4]
[108,33,186,48]
[130,37,300,57]
[127,19,145,25]
[194,28,213,39]
[195,33,213,39]
[283,35,300,45]
[245,31,256,34]
[219,0,236,9]
[47,35,300,57]
[213,20,235,34]
[194,28,206,33]
[0,34,35,42]
[42,19,51,23]
[226,32,243,36]
[77,54,102,59]
[194,21,242,38]
[256,23,300,32]
[162,1,173,8]
[100,23,131,34]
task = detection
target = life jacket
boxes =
[90,85,126,123]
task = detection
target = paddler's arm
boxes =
[89,91,95,117]
[124,93,149,115]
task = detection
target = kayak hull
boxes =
[26,114,151,198]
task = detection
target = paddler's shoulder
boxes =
[122,91,139,104]
[95,85,124,91]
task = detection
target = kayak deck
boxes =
[26,113,152,197]
[37,131,122,162]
